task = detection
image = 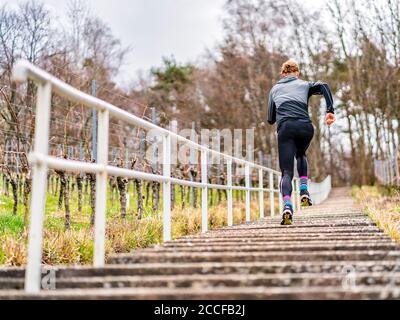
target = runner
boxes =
[267,60,336,225]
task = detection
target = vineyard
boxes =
[0,144,278,266]
[0,172,277,265]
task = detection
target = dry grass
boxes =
[353,185,400,242]
[1,233,27,266]
[0,198,270,266]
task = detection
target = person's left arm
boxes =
[309,81,335,125]
[308,81,334,114]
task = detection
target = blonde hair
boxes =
[281,59,300,75]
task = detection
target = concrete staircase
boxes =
[1,188,399,299]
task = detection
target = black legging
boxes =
[278,119,314,197]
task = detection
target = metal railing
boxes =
[309,175,332,205]
[12,59,302,293]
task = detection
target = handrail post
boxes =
[93,109,109,267]
[25,81,52,293]
[227,159,233,226]
[163,134,171,242]
[259,169,264,219]
[269,171,275,217]
[245,164,251,222]
[201,148,208,233]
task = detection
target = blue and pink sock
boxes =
[300,176,308,192]
[283,195,292,208]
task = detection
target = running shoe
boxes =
[300,190,313,207]
[280,204,293,225]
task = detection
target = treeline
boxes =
[0,0,153,225]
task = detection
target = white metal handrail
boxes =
[309,175,332,205]
[12,59,301,293]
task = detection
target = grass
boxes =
[0,177,278,266]
[0,214,24,236]
[353,185,400,242]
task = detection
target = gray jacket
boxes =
[267,76,334,129]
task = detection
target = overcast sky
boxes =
[1,0,226,86]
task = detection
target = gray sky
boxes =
[2,0,226,86]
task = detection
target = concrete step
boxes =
[1,285,399,300]
[147,243,399,253]
[204,226,382,234]
[246,220,374,226]
[270,213,366,218]
[187,232,385,240]
[180,233,387,241]
[232,215,367,220]
[177,233,390,242]
[2,272,400,290]
[220,222,376,230]
[256,217,368,223]
[165,239,395,246]
[201,226,382,233]
[2,261,399,279]
[109,250,400,264]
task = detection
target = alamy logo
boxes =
[41,269,56,290]
[144,126,255,166]
[341,265,357,292]
[380,258,400,299]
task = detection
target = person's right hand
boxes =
[325,113,336,126]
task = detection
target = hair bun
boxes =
[281,59,300,75]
